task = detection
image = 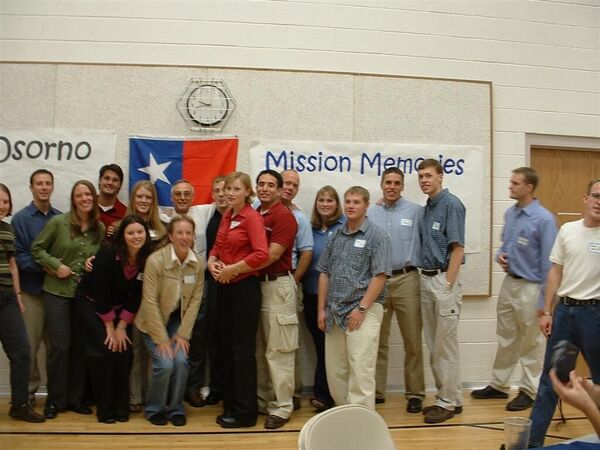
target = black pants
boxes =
[73,297,132,421]
[303,292,333,406]
[43,292,85,409]
[219,276,261,422]
[187,275,223,395]
[0,291,31,407]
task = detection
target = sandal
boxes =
[309,398,331,412]
[129,403,142,413]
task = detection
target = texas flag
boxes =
[129,136,238,207]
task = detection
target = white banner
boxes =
[249,140,484,253]
[0,128,118,214]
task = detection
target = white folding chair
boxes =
[298,404,397,450]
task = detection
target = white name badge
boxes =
[136,272,144,281]
[517,236,529,246]
[401,218,413,227]
[588,243,600,254]
[354,239,366,248]
[432,222,441,231]
[230,220,240,229]
[184,274,196,284]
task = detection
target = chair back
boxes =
[298,404,396,450]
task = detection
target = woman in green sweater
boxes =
[32,179,105,420]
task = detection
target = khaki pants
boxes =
[325,302,383,411]
[294,287,303,399]
[420,272,462,409]
[375,270,424,400]
[490,276,545,397]
[256,275,298,419]
[22,291,49,394]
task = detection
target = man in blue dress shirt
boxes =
[369,168,425,413]
[472,167,556,412]
[417,159,466,424]
[12,169,61,405]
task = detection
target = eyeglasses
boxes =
[173,191,192,198]
[588,192,600,202]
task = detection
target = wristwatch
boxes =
[357,304,368,313]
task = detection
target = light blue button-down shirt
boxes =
[497,199,557,307]
[368,197,423,270]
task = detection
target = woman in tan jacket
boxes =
[135,215,204,427]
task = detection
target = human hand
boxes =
[208,260,224,281]
[550,369,597,416]
[173,335,189,357]
[156,342,175,360]
[347,308,364,332]
[84,255,95,272]
[317,309,326,332]
[217,265,238,283]
[114,327,131,352]
[539,315,552,338]
[498,252,509,272]
[56,264,74,279]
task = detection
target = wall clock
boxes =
[177,78,236,132]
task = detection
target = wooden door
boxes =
[531,146,600,377]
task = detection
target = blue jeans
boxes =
[142,314,190,419]
[528,301,600,447]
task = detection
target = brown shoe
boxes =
[264,414,289,429]
[9,403,45,423]
[422,404,463,415]
[184,390,205,408]
[424,405,455,424]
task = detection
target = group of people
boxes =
[0,160,598,445]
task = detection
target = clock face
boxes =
[187,85,229,126]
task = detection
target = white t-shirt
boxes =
[160,204,215,260]
[550,219,600,300]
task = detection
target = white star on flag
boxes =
[137,153,172,185]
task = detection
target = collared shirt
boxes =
[368,197,423,270]
[303,216,345,294]
[12,202,62,295]
[210,204,269,282]
[31,213,105,298]
[258,201,298,275]
[317,218,391,332]
[98,197,127,229]
[291,208,314,269]
[420,188,465,270]
[497,199,557,304]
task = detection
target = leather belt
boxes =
[507,272,523,280]
[260,271,290,282]
[560,296,599,306]
[391,266,417,276]
[420,268,448,277]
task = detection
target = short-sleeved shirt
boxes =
[291,208,313,269]
[368,197,423,270]
[303,217,345,295]
[550,219,600,301]
[258,201,298,275]
[316,218,391,332]
[0,221,16,291]
[420,188,465,270]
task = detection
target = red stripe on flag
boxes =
[182,138,238,204]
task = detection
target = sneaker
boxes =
[423,405,455,424]
[470,385,508,399]
[506,391,534,411]
[9,403,45,423]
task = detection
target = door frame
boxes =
[525,133,600,161]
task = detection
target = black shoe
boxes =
[67,403,93,415]
[9,403,45,423]
[406,398,423,413]
[149,413,168,426]
[506,391,534,411]
[217,414,256,428]
[293,396,301,411]
[98,417,116,424]
[116,416,129,423]
[184,390,205,408]
[470,385,508,399]
[43,403,60,419]
[205,392,222,406]
[375,397,386,404]
[170,414,187,426]
[423,404,463,415]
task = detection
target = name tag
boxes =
[136,272,144,281]
[517,236,529,246]
[230,220,240,229]
[149,229,158,240]
[401,218,413,227]
[588,243,600,254]
[184,274,196,284]
[432,222,440,231]
[354,239,366,248]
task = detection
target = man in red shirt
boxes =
[255,169,298,430]
[97,164,127,238]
